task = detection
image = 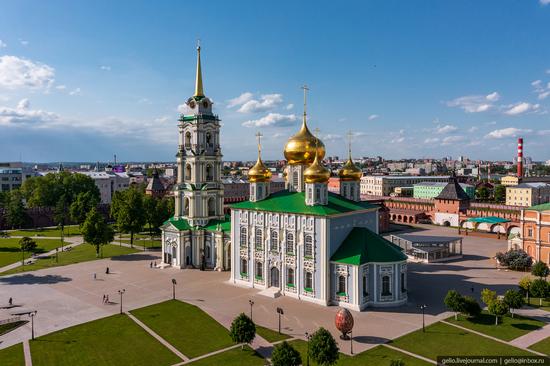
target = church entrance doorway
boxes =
[270,267,280,288]
[172,246,177,266]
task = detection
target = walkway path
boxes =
[125,312,189,362]
[382,344,437,365]
[23,339,32,366]
[0,236,83,274]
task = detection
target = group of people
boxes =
[149,262,157,268]
[102,294,110,304]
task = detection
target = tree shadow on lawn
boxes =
[0,274,72,285]
[353,336,390,344]
[109,254,159,262]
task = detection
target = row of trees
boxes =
[475,184,506,202]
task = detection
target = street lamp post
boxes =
[118,289,126,314]
[420,304,427,332]
[350,330,353,354]
[305,332,310,366]
[248,299,254,320]
[276,307,284,334]
[172,279,177,300]
[29,311,37,340]
[55,247,58,263]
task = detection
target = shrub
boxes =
[530,279,549,306]
[309,327,339,366]
[487,299,509,325]
[444,290,464,320]
[271,341,302,366]
[518,276,533,296]
[481,288,497,306]
[532,261,550,279]
[461,296,482,317]
[503,289,524,318]
[229,313,255,349]
[496,250,532,271]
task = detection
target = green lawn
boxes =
[115,239,161,249]
[529,336,550,355]
[526,298,550,312]
[29,314,180,366]
[0,343,25,366]
[187,346,265,365]
[390,321,535,360]
[7,226,81,237]
[1,244,138,275]
[130,300,234,358]
[0,238,66,267]
[0,320,28,336]
[446,311,544,341]
[255,325,290,343]
[289,340,431,366]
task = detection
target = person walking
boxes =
[150,262,152,268]
[102,294,106,304]
[105,295,109,304]
[105,267,110,274]
[93,273,97,280]
[8,297,13,306]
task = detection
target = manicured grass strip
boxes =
[255,325,290,343]
[0,343,25,366]
[289,340,431,366]
[114,239,161,248]
[187,346,265,365]
[446,311,544,341]
[526,298,550,312]
[0,238,66,267]
[529,336,550,355]
[1,244,138,275]
[0,320,28,336]
[390,321,535,360]
[29,314,180,366]
[130,300,234,358]
[8,226,81,237]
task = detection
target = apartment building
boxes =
[506,183,550,207]
[360,175,449,196]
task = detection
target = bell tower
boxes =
[175,44,224,227]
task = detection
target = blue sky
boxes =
[1,0,550,163]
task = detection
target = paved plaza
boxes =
[0,225,532,355]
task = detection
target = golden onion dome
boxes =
[304,153,330,184]
[248,155,272,183]
[284,120,325,165]
[338,157,362,181]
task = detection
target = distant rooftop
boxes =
[514,182,550,189]
[414,181,473,188]
[362,175,450,180]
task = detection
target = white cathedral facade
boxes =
[162,47,408,311]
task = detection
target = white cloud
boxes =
[538,130,550,136]
[485,127,532,139]
[0,99,59,126]
[177,103,187,113]
[154,116,170,123]
[138,98,151,104]
[446,91,499,113]
[441,135,465,145]
[540,0,550,5]
[69,87,81,96]
[321,134,342,142]
[532,80,543,89]
[100,65,111,71]
[538,91,550,100]
[424,137,440,144]
[468,126,479,133]
[0,40,6,48]
[19,39,29,46]
[391,136,405,143]
[504,102,539,116]
[227,92,253,108]
[285,103,294,110]
[546,69,550,75]
[436,124,458,134]
[55,85,66,90]
[242,113,297,127]
[368,114,379,121]
[238,94,283,113]
[0,55,55,90]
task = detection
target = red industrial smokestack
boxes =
[517,137,523,178]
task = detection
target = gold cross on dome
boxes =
[255,131,263,153]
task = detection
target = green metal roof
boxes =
[331,227,407,265]
[466,216,510,224]
[528,203,550,212]
[230,190,377,216]
[163,215,231,232]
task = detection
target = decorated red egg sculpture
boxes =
[335,308,354,340]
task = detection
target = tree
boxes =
[19,237,37,265]
[271,341,302,366]
[519,276,533,304]
[53,194,70,239]
[532,261,550,279]
[493,184,506,203]
[5,190,29,229]
[504,289,524,318]
[487,299,509,325]
[110,188,145,247]
[70,191,100,227]
[143,196,171,243]
[461,296,482,318]
[81,208,114,257]
[476,186,489,200]
[444,290,464,320]
[22,172,99,208]
[481,288,497,306]
[390,361,405,366]
[495,250,532,271]
[529,279,549,306]
[229,313,255,349]
[309,327,339,366]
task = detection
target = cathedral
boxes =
[162,46,408,311]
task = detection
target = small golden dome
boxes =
[282,166,288,181]
[338,157,362,181]
[248,156,272,183]
[304,153,330,184]
[284,120,325,165]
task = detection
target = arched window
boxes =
[185,131,192,148]
[304,235,313,257]
[206,132,212,146]
[256,261,263,278]
[401,272,406,292]
[208,197,215,216]
[185,164,192,181]
[206,164,213,181]
[350,185,354,197]
[362,273,368,297]
[255,228,263,250]
[286,232,294,254]
[184,197,190,216]
[292,171,299,187]
[241,259,248,274]
[304,271,313,290]
[308,187,313,200]
[316,187,321,200]
[258,185,263,197]
[206,245,211,259]
[270,231,278,252]
[382,275,391,296]
[287,268,294,286]
[240,227,247,247]
[338,275,346,294]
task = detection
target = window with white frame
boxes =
[304,271,313,291]
[255,228,263,250]
[270,230,278,251]
[241,259,247,274]
[304,235,313,257]
[240,227,247,247]
[382,275,391,296]
[256,261,263,279]
[287,267,294,286]
[286,232,294,254]
[337,275,346,295]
